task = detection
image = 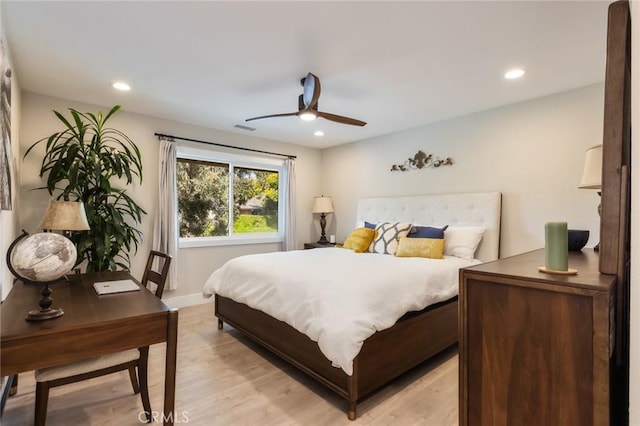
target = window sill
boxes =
[179,235,283,248]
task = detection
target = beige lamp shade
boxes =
[578,144,603,189]
[312,196,334,214]
[38,200,90,231]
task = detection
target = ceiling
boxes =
[2,1,609,149]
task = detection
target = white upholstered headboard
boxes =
[355,192,502,262]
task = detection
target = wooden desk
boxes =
[1,271,179,425]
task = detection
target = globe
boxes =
[8,232,77,282]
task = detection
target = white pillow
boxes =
[444,226,485,260]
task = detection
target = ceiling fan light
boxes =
[299,112,317,121]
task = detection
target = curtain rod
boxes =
[154,133,297,159]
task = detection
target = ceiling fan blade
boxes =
[246,73,365,127]
[316,111,367,127]
[246,112,299,122]
[302,73,321,109]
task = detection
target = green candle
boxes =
[545,222,568,271]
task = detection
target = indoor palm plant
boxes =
[25,105,146,272]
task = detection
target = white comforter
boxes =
[202,248,479,375]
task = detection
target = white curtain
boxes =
[283,158,297,251]
[153,138,179,290]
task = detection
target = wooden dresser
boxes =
[459,249,616,426]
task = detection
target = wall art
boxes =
[390,150,453,172]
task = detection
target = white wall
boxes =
[18,92,323,299]
[322,84,604,258]
[628,1,638,423]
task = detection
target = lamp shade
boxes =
[38,200,90,231]
[579,144,602,189]
[312,196,334,214]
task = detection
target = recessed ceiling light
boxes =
[314,130,324,137]
[112,81,131,91]
[299,112,317,121]
[504,69,525,80]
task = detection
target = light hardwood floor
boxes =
[2,303,458,426]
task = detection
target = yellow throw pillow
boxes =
[395,237,445,259]
[342,227,377,253]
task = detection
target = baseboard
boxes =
[162,292,211,309]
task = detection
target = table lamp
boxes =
[39,200,91,234]
[6,200,90,320]
[578,144,602,251]
[312,196,334,245]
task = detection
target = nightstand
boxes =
[303,242,337,249]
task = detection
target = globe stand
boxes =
[26,283,64,321]
[6,230,66,321]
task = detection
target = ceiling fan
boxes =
[246,72,367,127]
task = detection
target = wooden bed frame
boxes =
[216,295,457,420]
[214,192,502,419]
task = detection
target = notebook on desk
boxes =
[93,279,141,295]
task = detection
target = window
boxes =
[177,159,229,237]
[176,146,286,247]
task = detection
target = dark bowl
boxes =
[568,229,589,251]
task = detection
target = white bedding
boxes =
[202,248,480,375]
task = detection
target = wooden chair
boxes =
[141,250,172,299]
[33,250,172,426]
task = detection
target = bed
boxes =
[203,192,502,419]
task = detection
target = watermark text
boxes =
[138,411,190,423]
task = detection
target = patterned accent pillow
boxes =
[342,227,377,253]
[370,222,413,255]
[395,237,445,259]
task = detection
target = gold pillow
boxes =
[395,237,445,259]
[342,228,377,253]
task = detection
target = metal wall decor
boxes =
[390,150,453,172]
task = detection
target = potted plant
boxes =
[25,105,146,272]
